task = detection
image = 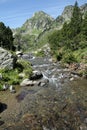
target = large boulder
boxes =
[0,47,16,69]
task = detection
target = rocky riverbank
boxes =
[65,62,87,78]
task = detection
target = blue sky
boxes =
[0,0,86,28]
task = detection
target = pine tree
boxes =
[82,12,87,39]
[0,22,14,50]
[69,1,82,38]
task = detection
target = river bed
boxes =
[0,57,87,130]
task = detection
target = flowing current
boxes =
[28,56,87,130]
[29,57,72,88]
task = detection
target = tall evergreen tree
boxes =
[0,22,14,50]
[69,1,82,38]
[81,12,87,39]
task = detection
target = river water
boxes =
[0,56,87,130]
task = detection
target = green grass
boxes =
[73,47,87,63]
[0,59,33,86]
[35,50,45,57]
[0,68,22,85]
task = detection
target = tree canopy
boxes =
[0,22,15,50]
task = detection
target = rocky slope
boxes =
[13,11,54,36]
[53,3,87,29]
[0,47,16,70]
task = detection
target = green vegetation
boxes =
[0,84,3,90]
[48,1,87,64]
[0,59,32,90]
[35,50,45,57]
[16,59,33,78]
[14,32,37,52]
[0,22,15,50]
[0,68,21,85]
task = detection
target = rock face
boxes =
[13,11,54,51]
[80,3,87,16]
[0,47,16,69]
[54,4,87,29]
[61,5,74,21]
[53,5,74,29]
[14,11,54,36]
[23,11,54,33]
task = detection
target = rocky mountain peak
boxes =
[32,11,53,19]
[80,3,87,15]
[61,3,87,21]
[15,11,54,37]
[61,5,74,21]
[54,3,87,29]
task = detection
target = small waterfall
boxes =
[42,71,58,88]
[42,72,49,80]
[29,56,65,89]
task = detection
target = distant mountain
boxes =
[51,5,74,29]
[13,3,87,51]
[53,3,87,29]
[13,11,54,36]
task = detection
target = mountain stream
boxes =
[0,56,87,130]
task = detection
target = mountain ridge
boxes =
[13,3,87,51]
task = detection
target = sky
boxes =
[0,0,87,29]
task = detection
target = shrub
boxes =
[36,50,45,57]
[16,59,33,78]
[0,68,21,85]
[62,51,76,64]
[56,52,63,61]
[0,85,3,90]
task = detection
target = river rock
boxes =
[16,51,23,57]
[38,79,49,87]
[30,70,43,80]
[79,125,87,130]
[22,53,34,59]
[0,47,16,69]
[2,83,9,91]
[70,77,74,81]
[9,85,16,93]
[19,73,25,78]
[20,78,37,87]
